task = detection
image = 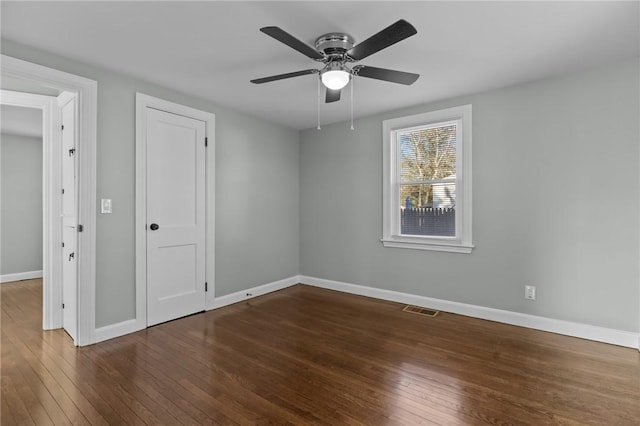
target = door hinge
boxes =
[62,188,65,194]
[61,125,64,131]
[62,242,65,248]
[62,303,65,309]
[205,137,208,147]
[78,224,84,232]
[205,282,208,292]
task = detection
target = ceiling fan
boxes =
[251,19,419,103]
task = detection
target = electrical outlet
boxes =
[525,285,536,300]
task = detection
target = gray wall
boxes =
[3,39,637,335]
[1,133,43,275]
[300,59,639,333]
[1,40,300,328]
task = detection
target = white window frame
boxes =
[382,104,473,253]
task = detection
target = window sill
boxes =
[381,238,474,254]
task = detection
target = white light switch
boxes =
[101,198,112,214]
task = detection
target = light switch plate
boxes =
[101,198,112,214]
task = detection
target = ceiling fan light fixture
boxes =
[252,20,419,110]
[321,64,351,90]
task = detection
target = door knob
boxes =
[150,223,159,231]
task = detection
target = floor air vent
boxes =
[403,305,439,317]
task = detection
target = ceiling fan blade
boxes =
[260,26,324,60]
[250,69,318,84]
[325,88,341,103]
[346,20,417,61]
[354,65,419,85]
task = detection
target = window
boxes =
[382,105,473,253]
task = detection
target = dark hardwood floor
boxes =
[1,279,639,425]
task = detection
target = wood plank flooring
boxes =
[2,279,639,425]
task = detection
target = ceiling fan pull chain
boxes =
[317,77,321,130]
[350,77,355,130]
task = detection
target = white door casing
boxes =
[146,108,206,326]
[1,55,97,346]
[60,95,78,340]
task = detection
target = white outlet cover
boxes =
[525,285,536,300]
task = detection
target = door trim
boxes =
[1,55,97,346]
[135,93,215,331]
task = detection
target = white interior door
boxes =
[146,108,206,326]
[60,97,77,341]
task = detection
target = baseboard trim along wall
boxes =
[0,270,43,283]
[298,275,640,350]
[89,276,299,345]
[89,274,639,350]
[207,276,300,310]
[93,319,142,345]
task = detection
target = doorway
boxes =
[0,90,62,335]
[0,90,79,342]
[0,104,45,286]
[1,54,97,346]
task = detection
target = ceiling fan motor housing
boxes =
[315,33,355,58]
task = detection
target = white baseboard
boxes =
[1,270,43,283]
[208,276,299,310]
[93,318,145,345]
[300,275,640,350]
[89,276,298,346]
[87,274,639,351]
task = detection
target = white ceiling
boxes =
[1,105,43,138]
[1,1,638,130]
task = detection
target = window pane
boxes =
[399,124,457,182]
[400,183,455,236]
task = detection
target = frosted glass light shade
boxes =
[321,70,350,90]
